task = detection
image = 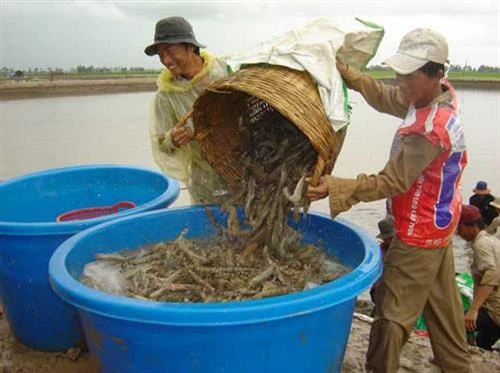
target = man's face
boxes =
[396,70,441,108]
[157,43,192,78]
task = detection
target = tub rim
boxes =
[0,164,180,235]
[49,206,382,326]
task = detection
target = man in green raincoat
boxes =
[145,16,228,204]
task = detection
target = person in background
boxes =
[145,16,228,204]
[307,28,472,372]
[376,216,395,253]
[469,181,498,225]
[456,205,500,350]
[369,216,394,308]
[486,197,500,238]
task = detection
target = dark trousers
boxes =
[476,307,500,350]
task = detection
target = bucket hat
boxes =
[473,180,490,195]
[459,205,482,225]
[383,28,448,75]
[490,197,500,209]
[144,16,206,56]
[376,216,395,240]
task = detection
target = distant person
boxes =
[307,28,472,372]
[469,181,498,225]
[369,216,394,310]
[145,16,228,204]
[376,216,395,255]
[456,205,500,351]
[486,197,500,238]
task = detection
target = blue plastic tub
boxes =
[0,165,179,351]
[49,206,381,372]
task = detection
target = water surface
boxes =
[1,88,498,273]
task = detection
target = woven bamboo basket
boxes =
[186,65,347,186]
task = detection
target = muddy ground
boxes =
[1,302,498,373]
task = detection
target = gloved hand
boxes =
[307,175,359,218]
[306,176,329,201]
[335,57,350,79]
[328,175,359,217]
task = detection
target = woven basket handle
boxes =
[175,110,193,129]
[310,157,326,187]
[177,109,213,141]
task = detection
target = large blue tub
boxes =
[49,206,381,372]
[0,165,179,351]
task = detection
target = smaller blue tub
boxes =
[49,206,381,372]
[0,165,179,351]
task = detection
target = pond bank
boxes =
[1,77,499,101]
[0,77,157,101]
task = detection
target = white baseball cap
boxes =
[383,28,449,75]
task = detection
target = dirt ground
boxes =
[0,305,97,373]
[1,302,498,373]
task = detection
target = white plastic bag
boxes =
[81,260,126,295]
[225,18,384,131]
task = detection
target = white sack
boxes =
[225,18,384,131]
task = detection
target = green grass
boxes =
[367,70,500,81]
[0,71,161,82]
[62,72,160,78]
[447,71,500,80]
[3,70,498,83]
[63,70,499,81]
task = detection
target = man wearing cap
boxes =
[307,28,472,372]
[457,205,500,350]
[377,216,395,253]
[145,16,228,204]
[486,197,500,238]
[469,181,498,225]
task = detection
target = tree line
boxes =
[367,64,499,73]
[1,66,161,75]
[2,63,499,76]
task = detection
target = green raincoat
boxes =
[149,51,229,204]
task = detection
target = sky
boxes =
[1,0,499,71]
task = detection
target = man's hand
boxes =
[308,175,359,217]
[306,176,329,201]
[171,125,194,148]
[464,308,478,332]
[335,57,349,78]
